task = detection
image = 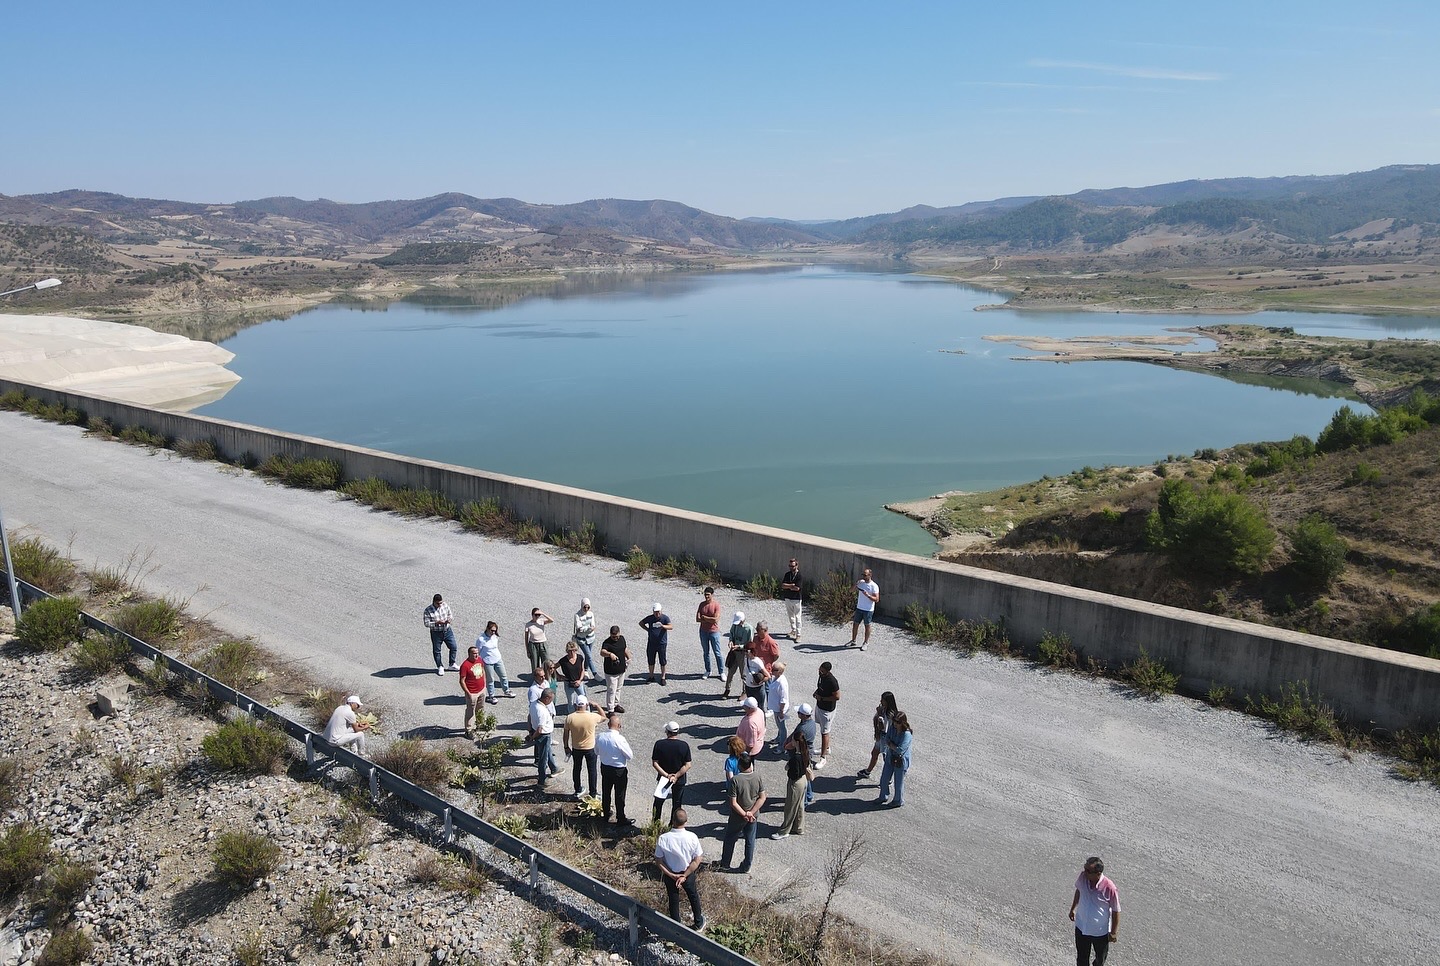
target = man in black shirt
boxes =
[600,625,630,714]
[812,661,841,768]
[651,721,693,823]
[780,557,803,643]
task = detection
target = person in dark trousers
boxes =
[650,721,692,823]
[595,713,634,826]
[653,808,705,931]
[640,603,673,684]
[423,593,458,674]
[1070,856,1121,965]
[718,752,767,874]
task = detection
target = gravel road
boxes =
[4,410,1438,965]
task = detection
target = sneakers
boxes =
[447,663,460,671]
[813,757,827,770]
[845,640,857,648]
[486,696,498,705]
[503,690,515,698]
[876,795,889,805]
[857,767,872,779]
[859,643,867,652]
[436,666,446,675]
[770,831,790,841]
[694,918,707,933]
[614,704,626,714]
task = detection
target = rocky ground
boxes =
[0,607,652,966]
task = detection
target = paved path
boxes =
[4,410,1439,965]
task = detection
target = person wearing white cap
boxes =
[639,603,673,685]
[650,721,692,823]
[785,704,819,808]
[573,598,601,678]
[767,662,792,753]
[322,695,370,756]
[736,697,765,756]
[723,611,752,699]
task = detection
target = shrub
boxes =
[233,932,266,966]
[342,478,458,518]
[212,830,281,888]
[7,536,78,592]
[202,718,290,774]
[549,521,600,558]
[0,823,52,896]
[1347,462,1382,486]
[904,603,953,643]
[809,571,856,625]
[375,739,452,789]
[0,758,22,812]
[1122,648,1179,698]
[301,686,347,729]
[1393,728,1440,785]
[16,596,86,652]
[1376,602,1440,659]
[1206,683,1233,707]
[1036,630,1078,669]
[257,454,342,490]
[1145,479,1275,578]
[307,886,346,937]
[1247,682,1342,742]
[493,813,530,839]
[70,633,133,678]
[199,639,264,692]
[118,425,168,448]
[1286,515,1347,591]
[744,572,780,600]
[172,437,220,461]
[36,928,92,966]
[40,861,95,924]
[624,545,653,577]
[459,497,515,536]
[108,754,144,798]
[112,596,182,642]
[85,415,115,437]
[514,521,545,544]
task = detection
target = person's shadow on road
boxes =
[372,666,442,679]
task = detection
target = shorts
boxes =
[647,640,668,667]
[814,707,835,734]
[871,736,887,754]
[853,609,874,626]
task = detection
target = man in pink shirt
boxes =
[1068,856,1120,965]
[750,621,780,674]
[736,696,766,755]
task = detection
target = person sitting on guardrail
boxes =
[653,808,706,932]
[323,695,371,756]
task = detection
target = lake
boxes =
[194,266,1429,556]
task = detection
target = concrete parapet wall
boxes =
[7,375,1438,731]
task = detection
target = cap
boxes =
[574,695,589,706]
[581,597,591,607]
[743,697,759,709]
[797,703,813,716]
[346,695,363,706]
[653,602,663,612]
[664,721,680,734]
[732,611,744,624]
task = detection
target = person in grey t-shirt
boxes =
[718,753,767,874]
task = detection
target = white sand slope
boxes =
[0,313,240,411]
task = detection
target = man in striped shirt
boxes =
[423,594,458,675]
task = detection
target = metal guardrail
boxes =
[4,572,756,966]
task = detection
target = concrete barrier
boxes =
[6,375,1438,731]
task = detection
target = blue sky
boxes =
[4,1,1436,220]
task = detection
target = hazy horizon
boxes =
[5,2,1437,221]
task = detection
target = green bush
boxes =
[172,437,220,461]
[1145,479,1275,578]
[202,718,290,774]
[1244,435,1315,478]
[904,603,954,643]
[1122,648,1179,698]
[257,454,342,490]
[212,829,281,888]
[69,633,133,678]
[0,823,53,896]
[7,536,78,592]
[1376,602,1440,659]
[1393,727,1440,785]
[198,639,263,692]
[307,886,346,937]
[1036,630,1078,669]
[808,571,856,625]
[1347,462,1382,486]
[743,572,780,600]
[1247,682,1342,742]
[40,861,95,924]
[549,520,600,558]
[112,597,181,642]
[1286,515,1347,590]
[1317,402,1433,454]
[342,478,458,518]
[375,739,452,789]
[624,545,653,577]
[118,424,168,448]
[16,596,86,652]
[36,927,92,966]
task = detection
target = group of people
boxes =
[323,565,1118,962]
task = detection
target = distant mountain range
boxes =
[2,164,1437,260]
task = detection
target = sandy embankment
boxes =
[884,491,997,555]
[0,314,240,411]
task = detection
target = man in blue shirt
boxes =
[639,602,673,685]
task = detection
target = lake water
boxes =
[194,266,1432,556]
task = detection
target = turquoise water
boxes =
[196,266,1422,556]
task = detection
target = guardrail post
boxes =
[368,766,379,802]
[528,851,539,896]
[628,902,639,951]
[442,807,453,844]
[304,734,314,769]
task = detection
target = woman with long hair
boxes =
[878,710,913,808]
[858,691,899,779]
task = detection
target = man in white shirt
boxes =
[528,689,559,789]
[767,661,791,754]
[595,713,635,826]
[847,568,880,651]
[1069,856,1121,965]
[323,695,370,756]
[652,808,705,931]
